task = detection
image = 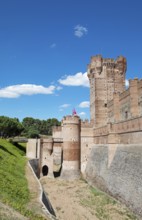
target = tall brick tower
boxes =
[61,115,81,180]
[87,55,127,127]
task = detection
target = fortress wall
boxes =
[81,120,93,128]
[138,80,142,115]
[93,125,108,136]
[107,79,142,123]
[107,100,114,123]
[39,139,53,177]
[26,138,40,159]
[52,126,62,139]
[119,132,142,144]
[91,116,142,144]
[93,136,108,144]
[85,144,142,216]
[119,90,130,120]
[138,79,142,88]
[53,145,62,173]
[81,127,94,174]
[112,116,142,134]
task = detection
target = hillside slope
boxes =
[0,139,48,220]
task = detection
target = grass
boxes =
[80,186,137,220]
[0,138,47,220]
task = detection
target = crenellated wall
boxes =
[87,55,126,127]
[26,54,142,217]
[107,78,142,123]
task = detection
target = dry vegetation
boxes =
[41,177,138,220]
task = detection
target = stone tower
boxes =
[87,55,127,127]
[61,115,81,180]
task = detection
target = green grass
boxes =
[0,138,46,220]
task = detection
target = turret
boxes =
[60,115,81,180]
[87,55,127,127]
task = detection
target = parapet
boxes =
[88,55,103,76]
[138,79,142,89]
[52,126,62,132]
[115,56,127,73]
[62,115,81,125]
[52,125,62,139]
[87,55,127,78]
[81,119,93,128]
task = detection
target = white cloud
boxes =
[79,112,86,116]
[74,25,88,38]
[0,84,56,98]
[79,101,90,108]
[58,72,89,87]
[59,104,70,108]
[50,43,56,48]
[59,103,71,112]
[125,79,129,88]
[56,86,62,91]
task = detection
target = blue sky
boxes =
[0,0,142,121]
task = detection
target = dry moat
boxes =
[40,177,138,220]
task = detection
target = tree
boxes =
[22,117,61,137]
[0,116,24,138]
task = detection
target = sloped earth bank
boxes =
[0,202,28,220]
[40,177,138,220]
[26,163,51,220]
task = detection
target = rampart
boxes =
[108,78,142,123]
[26,55,142,217]
[85,144,142,216]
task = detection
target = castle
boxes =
[27,55,142,215]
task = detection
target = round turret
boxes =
[61,115,81,180]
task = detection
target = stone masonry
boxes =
[27,55,142,216]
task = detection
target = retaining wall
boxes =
[85,144,142,217]
[28,160,56,218]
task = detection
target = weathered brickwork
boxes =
[26,55,142,215]
[87,55,126,127]
[27,55,142,178]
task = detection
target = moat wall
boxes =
[85,144,142,216]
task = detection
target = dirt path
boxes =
[26,162,51,220]
[40,177,137,220]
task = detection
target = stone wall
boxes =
[89,116,142,144]
[81,127,94,173]
[107,78,142,123]
[87,55,126,127]
[85,144,142,216]
[26,138,40,159]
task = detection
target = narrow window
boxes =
[125,111,128,119]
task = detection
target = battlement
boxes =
[81,119,93,128]
[91,55,102,63]
[52,125,62,139]
[52,126,62,132]
[138,79,142,89]
[88,55,127,127]
[88,55,127,75]
[62,115,80,125]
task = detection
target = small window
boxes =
[125,111,128,119]
[105,103,107,107]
